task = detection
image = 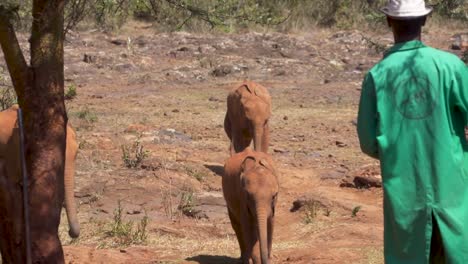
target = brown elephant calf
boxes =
[223,148,279,264]
[0,105,80,238]
[224,81,271,155]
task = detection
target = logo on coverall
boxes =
[392,76,436,120]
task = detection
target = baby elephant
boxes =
[223,148,279,264]
[0,105,80,238]
[224,81,271,155]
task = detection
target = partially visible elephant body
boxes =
[223,148,279,264]
[224,81,271,155]
[0,105,80,238]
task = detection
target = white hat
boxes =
[381,0,433,19]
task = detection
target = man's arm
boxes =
[357,73,379,159]
[454,61,468,125]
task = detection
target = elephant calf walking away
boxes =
[223,148,279,264]
[224,81,272,155]
[0,105,80,238]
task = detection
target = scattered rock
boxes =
[155,128,192,144]
[290,194,331,213]
[182,192,226,220]
[126,209,141,215]
[212,65,233,77]
[340,164,382,188]
[208,96,220,102]
[113,63,134,72]
[133,36,148,47]
[320,170,345,180]
[273,147,288,154]
[335,141,347,147]
[110,39,126,46]
[83,53,97,63]
[353,175,382,188]
[124,124,149,133]
[451,33,468,50]
[177,46,190,52]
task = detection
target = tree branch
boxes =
[0,5,29,99]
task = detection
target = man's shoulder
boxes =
[370,45,464,74]
[422,45,463,63]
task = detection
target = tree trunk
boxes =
[0,0,67,263]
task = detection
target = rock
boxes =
[208,96,220,102]
[177,46,190,52]
[83,53,97,63]
[283,116,288,121]
[340,164,382,188]
[320,171,345,180]
[155,129,192,144]
[274,69,287,76]
[126,209,141,215]
[353,175,382,188]
[113,63,134,72]
[110,39,126,46]
[124,124,149,133]
[451,33,468,50]
[182,192,227,220]
[335,141,347,147]
[198,45,216,54]
[172,109,180,113]
[273,147,288,154]
[290,194,331,213]
[134,36,148,47]
[212,65,233,77]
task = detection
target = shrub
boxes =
[77,107,98,123]
[0,88,17,111]
[106,200,148,246]
[64,84,77,100]
[121,136,149,168]
[178,190,195,217]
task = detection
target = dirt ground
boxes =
[1,21,466,264]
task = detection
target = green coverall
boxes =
[357,40,468,263]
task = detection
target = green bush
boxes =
[64,84,77,100]
[121,136,149,169]
[106,200,148,246]
[1,0,466,33]
[0,88,17,111]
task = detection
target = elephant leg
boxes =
[241,127,253,152]
[251,240,261,264]
[261,122,270,153]
[224,114,233,154]
[228,209,245,260]
[241,215,256,264]
[231,130,240,155]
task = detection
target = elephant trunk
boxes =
[253,126,264,153]
[257,208,269,264]
[64,140,80,238]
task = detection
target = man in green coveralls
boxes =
[357,0,468,263]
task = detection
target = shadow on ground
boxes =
[204,164,224,177]
[186,255,239,264]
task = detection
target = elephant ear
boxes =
[241,156,257,172]
[243,84,253,94]
[259,158,269,169]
